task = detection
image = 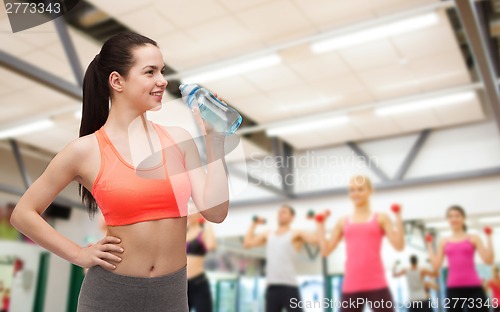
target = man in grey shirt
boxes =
[244,205,319,312]
[393,255,438,312]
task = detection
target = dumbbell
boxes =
[391,204,401,213]
[425,233,433,243]
[306,209,331,223]
[13,258,24,275]
[484,226,493,235]
[253,215,266,224]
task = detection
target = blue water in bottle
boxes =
[179,84,242,135]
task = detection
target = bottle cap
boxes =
[179,84,200,108]
[179,83,199,95]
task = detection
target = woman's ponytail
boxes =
[80,54,109,138]
[79,54,109,217]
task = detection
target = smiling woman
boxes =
[9,32,230,312]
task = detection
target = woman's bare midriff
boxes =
[104,217,187,277]
[186,255,205,279]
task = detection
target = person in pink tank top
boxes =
[317,176,405,312]
[427,205,495,312]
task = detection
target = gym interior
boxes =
[1,0,500,311]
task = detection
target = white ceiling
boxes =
[0,0,486,154]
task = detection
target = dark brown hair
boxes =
[409,254,418,266]
[79,32,157,216]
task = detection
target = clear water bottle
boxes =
[179,84,242,135]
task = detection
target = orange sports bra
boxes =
[91,124,191,226]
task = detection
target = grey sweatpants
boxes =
[77,265,188,312]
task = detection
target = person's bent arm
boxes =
[380,212,404,251]
[296,230,320,246]
[427,239,446,271]
[472,234,494,265]
[203,223,217,252]
[243,222,267,249]
[421,267,438,278]
[10,140,122,269]
[392,263,406,278]
[319,218,344,257]
[179,124,229,224]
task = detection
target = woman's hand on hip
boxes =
[75,236,123,269]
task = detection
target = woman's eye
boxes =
[146,70,153,74]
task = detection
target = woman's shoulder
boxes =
[468,233,482,245]
[59,134,99,162]
[154,124,198,155]
[438,236,451,247]
[155,124,193,141]
[45,134,99,177]
[375,211,390,225]
[376,211,389,220]
[73,133,99,152]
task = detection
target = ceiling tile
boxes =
[390,109,441,132]
[349,109,401,138]
[279,44,313,62]
[87,0,156,17]
[294,0,364,28]
[217,0,272,13]
[407,51,471,92]
[316,12,374,32]
[338,40,402,72]
[156,31,218,71]
[184,16,261,55]
[17,50,74,84]
[0,2,6,16]
[0,82,12,97]
[317,123,364,146]
[357,64,421,100]
[0,14,11,32]
[155,0,228,28]
[277,130,332,150]
[17,125,77,153]
[0,68,39,92]
[312,74,366,99]
[391,23,458,60]
[212,40,266,61]
[266,84,329,117]
[434,98,485,126]
[0,33,36,54]
[201,76,261,100]
[0,97,64,124]
[231,93,293,124]
[14,22,60,48]
[287,52,351,83]
[117,7,176,38]
[44,27,101,73]
[25,85,74,107]
[236,0,313,43]
[373,0,438,16]
[225,137,269,163]
[332,93,375,109]
[242,64,303,92]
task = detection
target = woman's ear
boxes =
[109,71,124,93]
